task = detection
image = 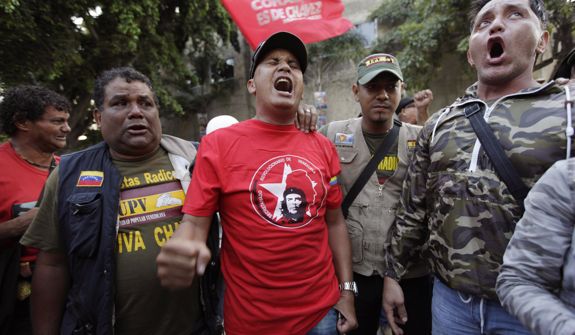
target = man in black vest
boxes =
[21,67,209,335]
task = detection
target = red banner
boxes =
[221,0,353,49]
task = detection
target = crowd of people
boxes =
[1,0,574,335]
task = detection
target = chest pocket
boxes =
[66,192,102,258]
[337,148,371,204]
[336,147,366,263]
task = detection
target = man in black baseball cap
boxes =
[395,90,433,126]
[157,30,358,334]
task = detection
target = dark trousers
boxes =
[0,245,31,335]
[348,273,383,335]
[400,275,432,335]
[348,273,432,335]
[9,298,32,335]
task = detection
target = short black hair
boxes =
[93,67,158,110]
[469,0,547,31]
[0,85,71,136]
[283,187,305,199]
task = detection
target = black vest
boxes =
[57,142,121,335]
[56,139,222,335]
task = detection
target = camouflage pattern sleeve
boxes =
[497,159,575,335]
[385,112,437,278]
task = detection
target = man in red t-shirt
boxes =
[0,85,71,334]
[157,32,357,335]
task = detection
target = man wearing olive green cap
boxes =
[319,53,432,334]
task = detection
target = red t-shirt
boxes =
[0,142,58,262]
[183,119,342,335]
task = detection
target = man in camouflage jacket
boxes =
[382,0,575,334]
[497,158,575,335]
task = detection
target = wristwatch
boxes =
[339,281,359,296]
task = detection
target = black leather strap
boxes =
[464,103,529,206]
[341,120,401,218]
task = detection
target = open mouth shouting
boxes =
[487,37,505,64]
[274,76,293,95]
[126,123,149,135]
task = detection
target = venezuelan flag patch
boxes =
[77,171,104,187]
[329,176,338,186]
[335,132,354,147]
[407,140,417,150]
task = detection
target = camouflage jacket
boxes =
[386,81,575,300]
[497,158,575,335]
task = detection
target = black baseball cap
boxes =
[395,97,414,115]
[551,47,575,80]
[249,32,308,79]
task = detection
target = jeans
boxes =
[307,308,338,335]
[432,278,532,335]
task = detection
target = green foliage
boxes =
[0,0,238,150]
[543,0,575,70]
[307,30,366,91]
[0,0,19,13]
[371,0,574,90]
[371,0,473,90]
[370,0,411,26]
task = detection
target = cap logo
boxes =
[365,55,395,67]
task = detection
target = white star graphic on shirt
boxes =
[260,163,292,220]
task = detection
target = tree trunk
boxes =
[65,93,94,152]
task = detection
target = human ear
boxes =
[14,120,31,132]
[467,49,475,67]
[352,83,359,102]
[93,109,102,127]
[536,31,549,54]
[247,79,256,95]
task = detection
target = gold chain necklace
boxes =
[20,156,53,169]
[12,145,55,170]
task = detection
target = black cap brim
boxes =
[551,48,575,80]
[249,32,307,79]
[395,97,414,115]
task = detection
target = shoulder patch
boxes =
[407,140,417,150]
[335,133,354,146]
